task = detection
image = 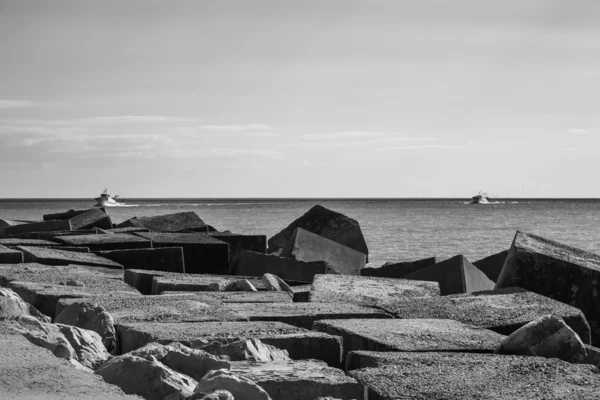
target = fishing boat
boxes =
[93,189,124,207]
[469,192,492,204]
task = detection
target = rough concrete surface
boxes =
[96,247,185,273]
[0,244,24,263]
[55,233,152,251]
[16,245,124,268]
[361,256,439,278]
[0,263,123,287]
[474,250,509,282]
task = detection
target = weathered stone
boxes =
[194,369,271,400]
[145,271,265,295]
[403,254,495,295]
[96,354,197,400]
[280,228,366,276]
[0,262,123,287]
[224,279,257,292]
[0,323,139,399]
[308,274,440,307]
[497,314,587,363]
[360,256,439,278]
[0,244,23,263]
[314,318,505,361]
[291,284,312,302]
[9,281,140,319]
[168,291,293,303]
[267,205,369,262]
[230,359,363,400]
[496,231,600,344]
[0,238,61,247]
[234,250,336,282]
[347,351,600,399]
[135,232,229,274]
[15,245,123,268]
[0,219,34,237]
[379,289,591,344]
[55,233,152,251]
[8,315,76,358]
[118,211,208,232]
[0,287,50,322]
[69,208,113,231]
[474,250,509,282]
[262,273,293,295]
[57,324,110,369]
[207,232,267,265]
[115,321,343,366]
[97,247,185,273]
[55,301,117,352]
[105,227,150,234]
[8,229,98,240]
[582,344,600,366]
[198,338,290,362]
[43,208,106,221]
[4,219,72,236]
[190,390,234,400]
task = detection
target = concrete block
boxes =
[268,205,369,262]
[403,254,495,295]
[292,284,312,302]
[134,232,229,274]
[496,231,600,344]
[474,250,509,282]
[0,262,123,287]
[234,250,336,282]
[43,207,107,221]
[314,318,505,361]
[379,289,591,344]
[69,208,113,230]
[309,274,440,307]
[4,219,72,236]
[280,228,366,275]
[0,324,139,399]
[117,211,208,232]
[0,219,34,237]
[7,230,98,240]
[0,238,60,247]
[54,233,152,251]
[151,273,265,295]
[0,245,23,264]
[163,291,293,303]
[208,232,267,264]
[106,227,150,234]
[347,351,600,399]
[582,344,600,366]
[221,302,391,330]
[96,247,185,273]
[230,359,363,400]
[15,245,123,269]
[361,256,439,278]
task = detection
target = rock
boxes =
[69,208,113,231]
[14,245,123,269]
[291,284,312,302]
[0,238,61,247]
[188,390,234,400]
[262,273,293,295]
[224,279,257,292]
[496,231,600,344]
[54,233,152,251]
[96,354,198,400]
[4,220,72,236]
[117,211,208,232]
[0,287,50,322]
[207,282,226,291]
[9,315,76,359]
[0,244,24,263]
[43,208,106,221]
[207,232,267,268]
[497,314,587,363]
[198,338,291,362]
[474,250,509,282]
[230,359,363,400]
[234,250,337,282]
[57,323,110,369]
[194,369,271,400]
[360,256,439,278]
[96,247,185,273]
[402,254,495,295]
[173,291,293,304]
[279,228,366,275]
[267,205,368,262]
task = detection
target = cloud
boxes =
[205,148,286,160]
[301,131,395,139]
[73,116,197,124]
[0,100,37,108]
[278,141,364,148]
[372,136,437,143]
[568,128,589,134]
[378,145,466,151]
[196,124,273,131]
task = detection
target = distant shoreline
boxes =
[1,197,600,202]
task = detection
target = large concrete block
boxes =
[309,274,440,307]
[361,256,439,278]
[234,250,335,282]
[220,302,391,329]
[96,247,185,273]
[116,321,342,366]
[0,324,139,399]
[117,211,208,232]
[165,291,293,303]
[496,231,600,344]
[0,263,123,287]
[314,318,505,361]
[268,205,369,261]
[379,289,591,344]
[0,219,34,237]
[7,229,98,240]
[105,227,150,234]
[230,359,363,400]
[0,238,60,247]
[54,233,152,251]
[208,232,267,263]
[134,232,229,274]
[15,245,123,269]
[4,219,72,236]
[43,207,107,221]
[0,245,23,264]
[474,250,509,282]
[280,228,365,275]
[151,272,266,295]
[69,208,113,230]
[347,351,600,399]
[403,254,495,295]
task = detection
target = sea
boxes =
[1,198,600,267]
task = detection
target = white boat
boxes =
[469,192,492,204]
[93,189,125,207]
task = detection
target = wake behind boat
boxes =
[93,189,125,207]
[469,193,491,204]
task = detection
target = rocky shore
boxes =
[1,205,600,399]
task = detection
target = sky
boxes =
[1,0,599,198]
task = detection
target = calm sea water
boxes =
[1,198,600,267]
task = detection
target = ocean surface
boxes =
[1,198,600,267]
